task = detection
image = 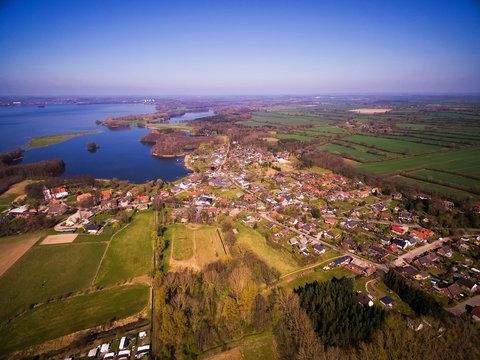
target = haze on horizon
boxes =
[0,0,479,96]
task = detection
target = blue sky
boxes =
[0,0,479,95]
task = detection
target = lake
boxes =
[0,104,208,183]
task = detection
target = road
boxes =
[392,237,450,267]
[447,294,480,316]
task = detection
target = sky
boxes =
[0,0,479,95]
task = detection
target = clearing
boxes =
[40,233,78,245]
[0,284,149,356]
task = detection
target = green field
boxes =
[28,130,99,148]
[194,225,228,266]
[245,112,329,127]
[169,223,194,260]
[320,143,386,162]
[0,242,106,322]
[346,134,443,155]
[409,169,480,193]
[357,148,480,176]
[0,284,149,355]
[235,223,300,275]
[282,267,354,292]
[95,211,154,286]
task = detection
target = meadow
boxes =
[95,211,154,287]
[0,284,149,355]
[235,223,300,275]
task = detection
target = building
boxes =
[313,243,326,254]
[380,296,395,307]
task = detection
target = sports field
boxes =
[0,241,106,321]
[0,284,149,355]
[95,211,154,287]
[235,224,300,275]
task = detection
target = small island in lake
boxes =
[86,142,100,152]
[28,130,100,149]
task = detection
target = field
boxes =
[41,233,78,245]
[244,112,331,127]
[170,223,194,260]
[346,134,443,155]
[95,211,154,287]
[0,232,41,276]
[320,143,386,162]
[0,241,106,322]
[0,179,36,206]
[0,284,149,355]
[28,130,98,148]
[205,332,277,360]
[281,266,354,292]
[235,224,300,275]
[168,223,228,270]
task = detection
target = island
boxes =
[28,131,100,149]
[86,142,100,152]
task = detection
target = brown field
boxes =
[0,233,40,276]
[41,234,78,245]
[349,108,391,114]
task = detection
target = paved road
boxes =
[447,294,480,316]
[392,237,450,267]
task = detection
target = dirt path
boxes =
[393,237,449,266]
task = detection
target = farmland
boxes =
[95,211,154,287]
[0,231,42,276]
[0,241,106,321]
[0,284,149,355]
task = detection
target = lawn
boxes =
[235,223,300,275]
[0,284,149,355]
[95,211,154,287]
[0,242,106,322]
[346,134,443,155]
[169,223,195,261]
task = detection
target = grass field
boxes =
[0,232,42,276]
[244,112,328,127]
[346,134,443,155]
[357,148,480,176]
[168,223,228,269]
[282,266,354,292]
[169,223,194,260]
[0,284,149,355]
[320,143,386,162]
[205,332,277,360]
[95,211,154,287]
[0,242,106,322]
[235,224,300,275]
[409,169,480,193]
[0,179,36,206]
[28,131,98,148]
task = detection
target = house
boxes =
[313,243,326,254]
[100,343,110,353]
[324,216,338,226]
[195,195,215,206]
[118,350,131,360]
[8,205,29,215]
[357,292,374,307]
[391,238,411,250]
[51,187,69,199]
[380,296,395,307]
[411,228,434,242]
[101,189,113,201]
[47,201,68,217]
[437,246,453,258]
[289,238,299,246]
[331,255,352,267]
[391,224,408,235]
[77,193,94,207]
[136,345,150,359]
[85,223,102,235]
[87,347,98,358]
[470,306,480,321]
[441,283,463,300]
[104,353,115,360]
[119,336,130,350]
[456,277,478,292]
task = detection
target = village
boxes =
[1,138,480,358]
